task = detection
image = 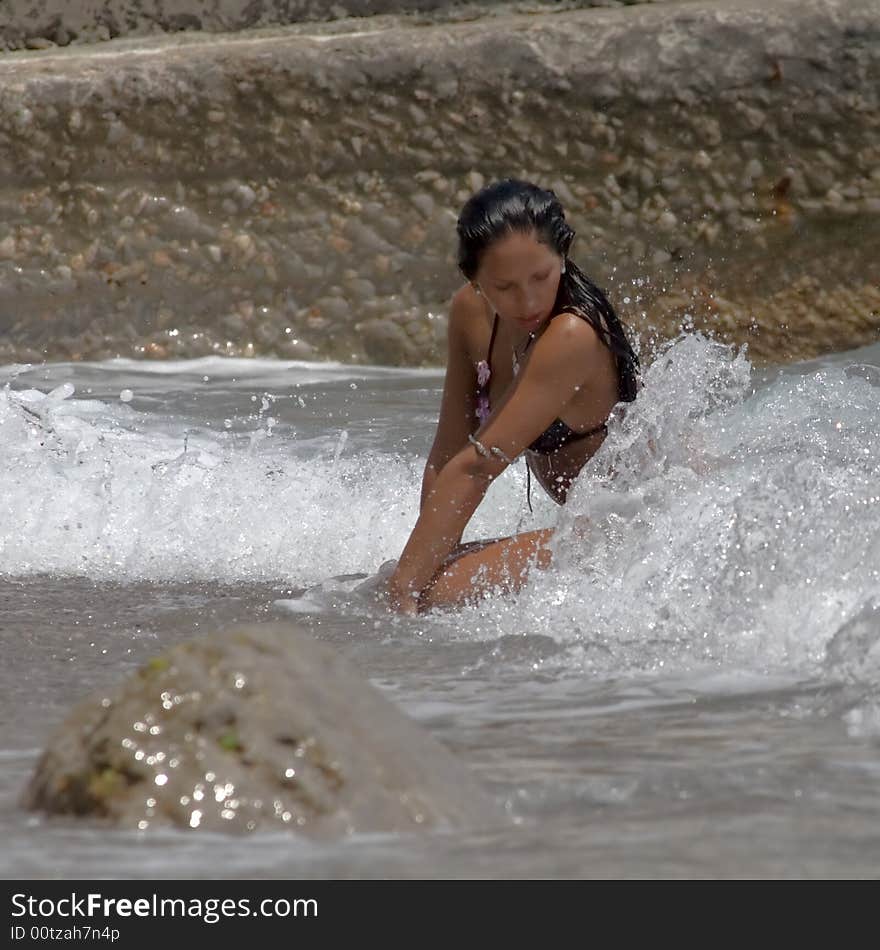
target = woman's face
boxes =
[474,230,563,335]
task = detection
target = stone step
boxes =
[0,0,877,364]
[0,1,668,53]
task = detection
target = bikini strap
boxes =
[486,312,499,368]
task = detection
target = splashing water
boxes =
[0,375,422,584]
[2,335,880,687]
[445,334,880,682]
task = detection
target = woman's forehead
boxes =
[478,231,556,277]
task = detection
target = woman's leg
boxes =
[418,528,554,611]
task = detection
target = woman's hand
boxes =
[365,560,419,614]
[381,576,420,615]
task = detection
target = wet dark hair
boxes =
[456,179,639,402]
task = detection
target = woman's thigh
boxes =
[419,528,554,612]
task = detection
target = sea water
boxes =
[2,334,880,878]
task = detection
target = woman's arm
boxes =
[420,288,480,510]
[387,313,608,613]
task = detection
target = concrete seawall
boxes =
[0,0,877,366]
[0,1,661,51]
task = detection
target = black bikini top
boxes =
[475,312,608,456]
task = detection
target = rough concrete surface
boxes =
[0,0,877,365]
[0,1,662,50]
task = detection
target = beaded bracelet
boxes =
[468,433,514,465]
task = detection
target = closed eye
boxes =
[494,270,551,292]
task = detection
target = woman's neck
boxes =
[513,329,536,357]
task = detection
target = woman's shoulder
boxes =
[522,310,612,381]
[450,283,488,321]
[541,309,605,353]
[449,283,493,351]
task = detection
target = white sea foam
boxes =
[0,378,416,584]
[0,364,534,584]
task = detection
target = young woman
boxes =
[384,180,640,614]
